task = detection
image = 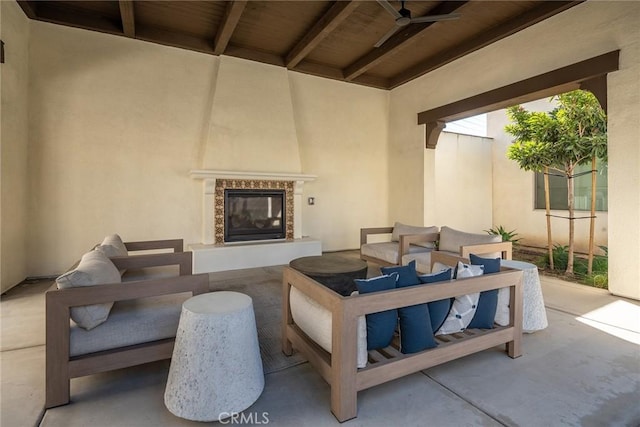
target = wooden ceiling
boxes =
[17,0,582,90]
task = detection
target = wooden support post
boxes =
[588,157,597,274]
[544,167,554,270]
[507,276,523,359]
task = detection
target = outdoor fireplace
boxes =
[224,189,286,242]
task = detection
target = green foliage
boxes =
[505,91,608,173]
[504,90,608,275]
[485,226,521,244]
[540,243,608,289]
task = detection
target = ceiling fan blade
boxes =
[377,0,402,19]
[410,12,461,24]
[374,26,401,48]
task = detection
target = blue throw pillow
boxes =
[395,270,441,354]
[381,260,419,286]
[355,273,399,350]
[418,268,453,332]
[467,254,501,329]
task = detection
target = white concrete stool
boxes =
[164,291,264,422]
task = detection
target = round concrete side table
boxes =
[164,291,264,422]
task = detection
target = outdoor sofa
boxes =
[282,251,524,422]
[45,235,209,408]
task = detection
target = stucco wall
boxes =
[24,21,389,277]
[489,99,609,254]
[1,1,30,292]
[432,132,494,232]
[388,1,640,299]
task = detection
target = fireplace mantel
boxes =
[190,169,316,245]
[190,170,317,182]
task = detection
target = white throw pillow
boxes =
[289,287,368,368]
[494,287,511,326]
[436,262,484,335]
[56,250,121,330]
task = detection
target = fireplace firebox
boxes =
[224,189,286,242]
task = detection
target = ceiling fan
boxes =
[375,0,461,47]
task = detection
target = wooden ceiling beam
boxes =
[390,1,583,88]
[214,0,248,55]
[119,1,135,38]
[417,50,619,149]
[343,1,469,81]
[285,1,360,68]
[290,60,389,90]
[17,1,38,19]
[28,3,121,35]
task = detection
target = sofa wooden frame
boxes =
[45,239,209,409]
[360,227,513,266]
[282,251,523,422]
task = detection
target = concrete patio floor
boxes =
[1,252,639,427]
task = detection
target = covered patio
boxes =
[2,253,639,426]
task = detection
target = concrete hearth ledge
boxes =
[188,238,322,273]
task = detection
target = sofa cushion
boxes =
[98,234,128,257]
[382,261,437,354]
[418,268,454,333]
[391,222,439,248]
[436,262,483,335]
[355,273,399,350]
[70,292,191,357]
[56,250,121,330]
[289,287,368,368]
[467,254,501,329]
[438,226,501,255]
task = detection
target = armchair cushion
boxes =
[391,223,439,248]
[56,250,121,330]
[439,226,501,255]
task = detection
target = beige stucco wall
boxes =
[489,99,609,253]
[389,1,640,299]
[431,132,494,231]
[290,72,389,250]
[1,1,30,292]
[22,20,389,277]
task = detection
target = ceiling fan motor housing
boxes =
[397,6,412,26]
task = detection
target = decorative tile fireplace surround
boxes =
[189,170,322,273]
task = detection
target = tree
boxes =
[505,90,607,276]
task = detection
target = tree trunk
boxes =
[566,165,575,276]
[544,167,554,270]
[588,157,597,274]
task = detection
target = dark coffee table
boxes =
[289,255,368,296]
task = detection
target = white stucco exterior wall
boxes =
[389,1,640,299]
[1,1,30,292]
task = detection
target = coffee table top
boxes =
[289,255,367,277]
